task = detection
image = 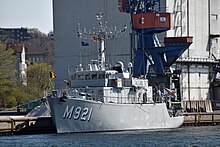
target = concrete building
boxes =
[0,27,31,42]
[53,0,220,111]
[0,27,53,64]
[166,0,220,111]
[25,45,47,63]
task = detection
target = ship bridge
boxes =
[69,62,131,88]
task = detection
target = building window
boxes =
[211,14,218,20]
[212,38,218,44]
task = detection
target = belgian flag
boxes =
[50,71,56,79]
[93,37,100,42]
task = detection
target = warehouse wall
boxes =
[166,0,220,101]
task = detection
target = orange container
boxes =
[132,13,171,29]
[164,37,193,43]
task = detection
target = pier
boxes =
[183,111,220,126]
[1,111,220,136]
[0,116,56,136]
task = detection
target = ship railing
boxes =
[66,92,154,104]
[49,89,158,104]
[102,95,155,104]
[47,89,103,102]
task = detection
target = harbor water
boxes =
[0,126,220,147]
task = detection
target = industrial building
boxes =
[166,0,220,111]
[53,0,220,111]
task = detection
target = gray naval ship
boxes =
[46,59,184,133]
[45,9,190,133]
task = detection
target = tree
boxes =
[0,28,55,108]
[25,29,54,65]
[26,62,54,98]
[0,42,17,108]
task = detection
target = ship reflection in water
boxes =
[0,126,220,147]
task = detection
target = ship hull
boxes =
[46,97,184,133]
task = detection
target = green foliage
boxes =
[25,29,54,65]
[0,29,12,42]
[0,43,17,108]
[26,62,54,98]
[11,86,36,106]
[0,29,55,109]
[0,43,16,86]
[0,62,54,108]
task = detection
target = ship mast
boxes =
[77,12,127,70]
[96,12,106,70]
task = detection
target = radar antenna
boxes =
[77,12,127,70]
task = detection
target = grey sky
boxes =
[0,0,53,33]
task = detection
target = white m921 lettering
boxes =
[63,105,93,121]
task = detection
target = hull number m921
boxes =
[63,105,93,121]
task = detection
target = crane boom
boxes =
[118,0,193,76]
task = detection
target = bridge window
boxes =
[85,74,90,80]
[71,74,77,80]
[91,73,97,79]
[78,74,83,80]
[98,74,105,79]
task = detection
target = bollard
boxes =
[195,114,197,126]
[198,112,200,126]
[11,119,14,132]
[212,113,214,125]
